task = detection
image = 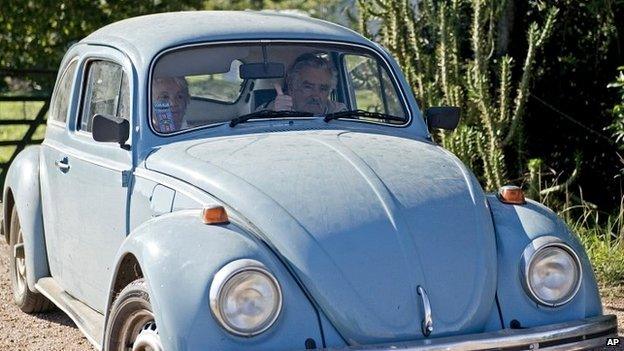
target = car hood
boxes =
[145,130,497,344]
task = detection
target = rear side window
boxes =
[80,60,130,132]
[49,60,78,124]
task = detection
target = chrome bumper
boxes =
[326,315,617,351]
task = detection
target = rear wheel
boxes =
[8,206,52,313]
[105,279,163,351]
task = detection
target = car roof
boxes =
[81,11,372,68]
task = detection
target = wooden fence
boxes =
[0,69,55,190]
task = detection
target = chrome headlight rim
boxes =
[521,237,583,308]
[209,259,283,337]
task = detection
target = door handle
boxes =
[55,157,70,172]
[417,286,433,337]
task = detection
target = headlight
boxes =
[210,259,282,336]
[522,238,582,307]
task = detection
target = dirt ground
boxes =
[0,238,94,350]
[602,287,624,335]
[0,210,621,350]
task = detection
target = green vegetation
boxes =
[0,101,46,165]
[608,66,624,148]
[358,0,557,191]
[0,1,202,90]
[572,207,624,288]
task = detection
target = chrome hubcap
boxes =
[14,229,26,294]
[132,321,162,351]
[121,310,162,351]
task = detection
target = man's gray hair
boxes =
[286,53,338,92]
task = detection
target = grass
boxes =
[564,200,624,289]
[0,100,47,172]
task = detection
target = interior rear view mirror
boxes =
[239,62,285,79]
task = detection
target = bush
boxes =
[568,202,624,287]
[608,66,624,147]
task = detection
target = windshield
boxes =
[150,43,408,134]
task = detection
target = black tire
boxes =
[8,205,53,313]
[104,278,162,351]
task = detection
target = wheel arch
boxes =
[3,188,15,244]
[102,209,324,351]
[107,252,144,315]
[2,145,50,292]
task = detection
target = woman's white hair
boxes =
[153,76,189,103]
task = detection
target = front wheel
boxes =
[8,206,52,313]
[105,279,163,351]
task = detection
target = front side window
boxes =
[345,55,404,117]
[151,43,408,134]
[80,60,130,133]
[49,60,78,124]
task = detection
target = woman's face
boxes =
[152,78,188,127]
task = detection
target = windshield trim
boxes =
[148,39,413,137]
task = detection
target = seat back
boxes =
[253,89,277,109]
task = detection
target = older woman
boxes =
[152,76,190,132]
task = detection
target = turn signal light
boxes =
[202,206,229,224]
[498,185,526,205]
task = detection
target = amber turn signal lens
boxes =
[202,206,229,224]
[498,185,526,205]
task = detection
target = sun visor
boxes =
[153,46,251,77]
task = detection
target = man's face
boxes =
[152,78,188,127]
[291,67,332,114]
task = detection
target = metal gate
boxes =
[0,69,55,190]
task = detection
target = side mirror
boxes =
[92,114,130,148]
[425,107,461,131]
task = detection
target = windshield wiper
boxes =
[230,110,314,127]
[323,109,407,123]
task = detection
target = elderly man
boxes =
[265,53,346,115]
[152,76,190,132]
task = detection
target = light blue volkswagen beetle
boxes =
[1,11,617,351]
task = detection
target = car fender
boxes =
[2,146,50,292]
[104,209,325,351]
[487,195,602,329]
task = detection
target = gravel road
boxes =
[0,238,94,351]
[0,204,621,350]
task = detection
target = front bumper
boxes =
[325,315,617,351]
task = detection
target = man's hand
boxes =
[273,83,293,111]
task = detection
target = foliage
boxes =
[358,0,557,191]
[0,0,203,91]
[571,202,624,287]
[525,0,623,210]
[608,66,624,147]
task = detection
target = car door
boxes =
[40,58,80,287]
[49,48,133,313]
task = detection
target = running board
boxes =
[35,277,104,350]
